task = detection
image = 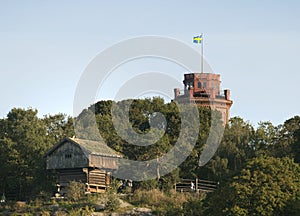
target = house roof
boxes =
[45,137,122,158]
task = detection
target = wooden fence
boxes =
[174,178,219,193]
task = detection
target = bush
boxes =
[138,179,158,190]
[182,197,204,216]
[66,181,85,202]
[105,193,120,211]
[69,205,94,216]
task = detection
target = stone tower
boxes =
[174,73,233,124]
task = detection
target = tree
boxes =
[205,156,300,215]
[179,106,215,178]
[252,121,277,156]
[266,116,300,164]
[292,127,300,163]
[0,108,75,199]
[90,98,215,186]
[43,113,74,144]
[270,116,300,158]
[202,117,255,181]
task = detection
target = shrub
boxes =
[182,197,204,216]
[69,205,94,216]
[66,181,85,202]
[105,194,120,211]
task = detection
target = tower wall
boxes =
[174,73,233,124]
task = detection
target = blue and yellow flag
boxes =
[193,35,203,44]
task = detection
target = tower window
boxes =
[203,82,207,89]
[198,82,201,88]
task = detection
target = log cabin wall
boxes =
[46,141,89,169]
[88,169,106,186]
[86,168,111,193]
[57,168,87,186]
[89,154,118,170]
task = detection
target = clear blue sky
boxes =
[1,0,300,126]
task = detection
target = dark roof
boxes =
[45,137,121,158]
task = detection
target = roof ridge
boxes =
[69,137,122,158]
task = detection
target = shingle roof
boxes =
[44,137,121,158]
[69,137,121,158]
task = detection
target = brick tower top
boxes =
[174,72,233,124]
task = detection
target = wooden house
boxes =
[44,137,121,194]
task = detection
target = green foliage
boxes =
[205,156,300,215]
[182,196,205,216]
[105,193,120,211]
[68,205,94,216]
[0,108,49,199]
[66,181,86,202]
[2,101,300,215]
[138,179,159,191]
[92,98,212,185]
[0,108,74,200]
[282,196,300,215]
[199,117,255,182]
[252,121,277,156]
[107,178,121,194]
[270,116,300,158]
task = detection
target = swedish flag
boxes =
[193,35,202,44]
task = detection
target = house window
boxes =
[65,154,72,159]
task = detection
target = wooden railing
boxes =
[174,178,218,193]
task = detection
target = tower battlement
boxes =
[174,72,233,124]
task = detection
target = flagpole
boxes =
[201,33,204,73]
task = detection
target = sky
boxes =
[1,0,300,126]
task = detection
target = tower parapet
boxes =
[174,72,233,124]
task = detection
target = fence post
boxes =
[195,178,198,193]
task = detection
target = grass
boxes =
[128,189,205,215]
[0,195,96,215]
[0,188,206,215]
